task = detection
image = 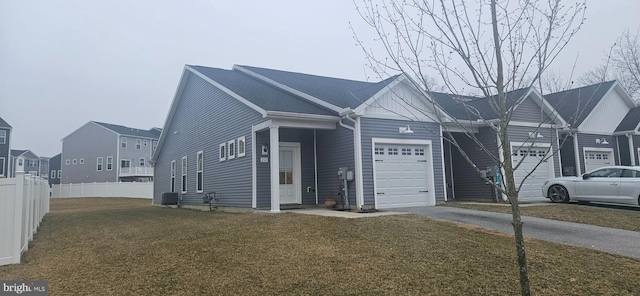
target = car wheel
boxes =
[548,185,569,203]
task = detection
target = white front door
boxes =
[279,143,301,204]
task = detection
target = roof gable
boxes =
[0,117,11,129]
[11,149,38,159]
[545,81,616,127]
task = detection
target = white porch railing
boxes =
[0,172,50,266]
[52,182,153,199]
[119,166,154,177]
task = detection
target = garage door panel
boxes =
[375,143,432,208]
[512,147,550,201]
[584,150,613,173]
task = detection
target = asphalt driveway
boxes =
[390,206,640,259]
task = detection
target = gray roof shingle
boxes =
[189,66,337,116]
[237,65,398,109]
[93,122,161,139]
[544,81,616,127]
[430,88,532,120]
[615,106,640,132]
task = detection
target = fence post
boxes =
[12,172,25,264]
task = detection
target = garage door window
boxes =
[401,148,411,155]
[388,148,398,155]
[375,148,384,155]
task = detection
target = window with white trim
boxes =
[228,140,236,160]
[170,160,176,192]
[57,170,61,179]
[97,157,103,171]
[219,143,226,161]
[196,151,203,193]
[106,156,113,171]
[238,137,246,157]
[18,159,23,166]
[152,141,158,154]
[136,139,142,150]
[66,159,70,165]
[0,157,5,176]
[79,158,84,164]
[0,130,6,144]
[139,158,145,167]
[181,156,187,193]
[72,159,77,165]
[121,137,127,148]
[50,170,56,179]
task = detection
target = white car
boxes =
[542,166,640,206]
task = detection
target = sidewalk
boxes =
[389,206,640,259]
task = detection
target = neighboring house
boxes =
[432,88,566,201]
[0,117,11,178]
[61,121,161,184]
[49,153,62,185]
[9,150,40,177]
[152,64,467,211]
[545,81,637,176]
[39,157,49,180]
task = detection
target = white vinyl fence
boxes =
[52,182,153,199]
[0,172,50,266]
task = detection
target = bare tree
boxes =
[353,1,585,295]
[579,30,640,101]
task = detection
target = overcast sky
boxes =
[1,0,639,158]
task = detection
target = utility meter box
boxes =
[337,167,348,180]
[346,171,354,181]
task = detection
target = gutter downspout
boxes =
[627,133,636,166]
[339,111,363,210]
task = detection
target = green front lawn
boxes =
[1,198,638,295]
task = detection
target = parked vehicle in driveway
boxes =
[542,166,640,206]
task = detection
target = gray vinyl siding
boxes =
[360,118,444,204]
[0,128,9,177]
[255,130,270,208]
[511,97,553,123]
[62,123,118,184]
[49,154,61,185]
[153,72,263,206]
[447,127,497,200]
[316,124,356,206]
[576,133,619,173]
[558,133,577,176]
[507,126,561,177]
[119,136,156,171]
[618,135,631,165]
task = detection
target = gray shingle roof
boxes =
[430,88,532,120]
[11,149,38,159]
[237,65,399,109]
[0,116,11,129]
[544,81,616,127]
[615,106,640,132]
[189,66,337,116]
[93,122,161,139]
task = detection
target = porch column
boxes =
[628,133,636,166]
[270,126,280,213]
[573,133,581,176]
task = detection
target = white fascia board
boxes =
[152,67,190,161]
[612,82,638,108]
[529,88,568,127]
[271,118,337,130]
[265,111,341,122]
[186,66,267,116]
[233,65,344,113]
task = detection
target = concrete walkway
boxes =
[389,206,640,259]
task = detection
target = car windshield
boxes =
[588,168,622,178]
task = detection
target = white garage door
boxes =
[512,147,550,201]
[374,144,431,208]
[584,150,613,173]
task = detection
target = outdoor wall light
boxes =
[595,138,609,145]
[528,132,543,138]
[398,125,414,134]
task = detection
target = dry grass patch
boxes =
[1,198,639,295]
[444,202,640,232]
